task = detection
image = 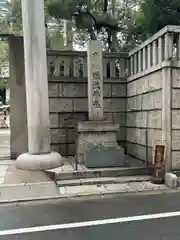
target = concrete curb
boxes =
[0,182,59,203]
[0,182,171,205]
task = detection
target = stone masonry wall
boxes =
[172,68,180,170]
[126,70,162,163]
[48,77,126,157]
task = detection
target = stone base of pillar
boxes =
[16,152,64,170]
[76,121,124,168]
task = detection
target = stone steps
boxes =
[56,175,151,187]
[46,166,151,181]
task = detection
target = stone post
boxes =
[9,35,28,159]
[87,40,103,121]
[16,0,63,170]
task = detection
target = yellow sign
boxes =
[153,140,166,167]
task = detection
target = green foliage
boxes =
[46,0,120,43]
[134,0,180,41]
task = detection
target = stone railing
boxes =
[47,50,128,79]
[129,25,180,79]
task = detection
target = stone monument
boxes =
[76,40,124,168]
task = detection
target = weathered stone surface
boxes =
[48,83,59,97]
[103,84,111,97]
[49,99,73,112]
[59,83,87,97]
[87,40,103,120]
[138,129,146,145]
[68,143,75,156]
[136,77,149,95]
[73,99,88,112]
[172,130,180,150]
[116,127,126,141]
[59,144,67,156]
[142,92,154,110]
[112,84,126,97]
[50,129,67,144]
[154,90,162,109]
[172,69,180,88]
[67,129,77,143]
[172,151,180,170]
[148,71,162,90]
[59,113,87,127]
[136,112,148,128]
[127,96,142,111]
[126,112,136,127]
[104,99,126,112]
[113,112,126,126]
[172,89,180,108]
[126,142,146,161]
[172,110,180,129]
[50,144,60,153]
[148,110,162,129]
[164,173,178,188]
[126,128,136,143]
[50,114,59,128]
[76,121,122,164]
[148,129,162,147]
[127,81,136,97]
[104,113,113,122]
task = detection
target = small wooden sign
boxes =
[151,140,166,184]
[154,144,165,167]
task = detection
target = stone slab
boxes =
[0,182,59,202]
[3,165,52,184]
[84,147,124,168]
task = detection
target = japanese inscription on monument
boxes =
[87,41,103,120]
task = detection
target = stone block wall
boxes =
[48,52,127,157]
[126,70,162,162]
[49,78,126,156]
[172,68,180,170]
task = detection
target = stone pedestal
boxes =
[16,0,63,170]
[76,121,124,167]
[76,40,124,168]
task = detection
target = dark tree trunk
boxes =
[103,0,108,12]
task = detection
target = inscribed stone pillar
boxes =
[16,0,63,170]
[87,40,104,121]
[9,35,28,159]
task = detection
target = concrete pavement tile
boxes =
[127,182,147,191]
[142,181,167,190]
[105,183,130,192]
[59,187,67,195]
[63,185,106,196]
[0,182,59,201]
[3,166,52,184]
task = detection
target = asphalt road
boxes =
[1,192,180,239]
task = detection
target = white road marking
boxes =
[0,211,180,236]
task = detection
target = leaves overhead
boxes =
[46,0,119,38]
[134,0,180,41]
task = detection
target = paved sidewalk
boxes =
[0,159,170,204]
[0,131,173,203]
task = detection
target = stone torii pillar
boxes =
[16,0,63,170]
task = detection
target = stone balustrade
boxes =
[129,26,180,78]
[47,50,128,79]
